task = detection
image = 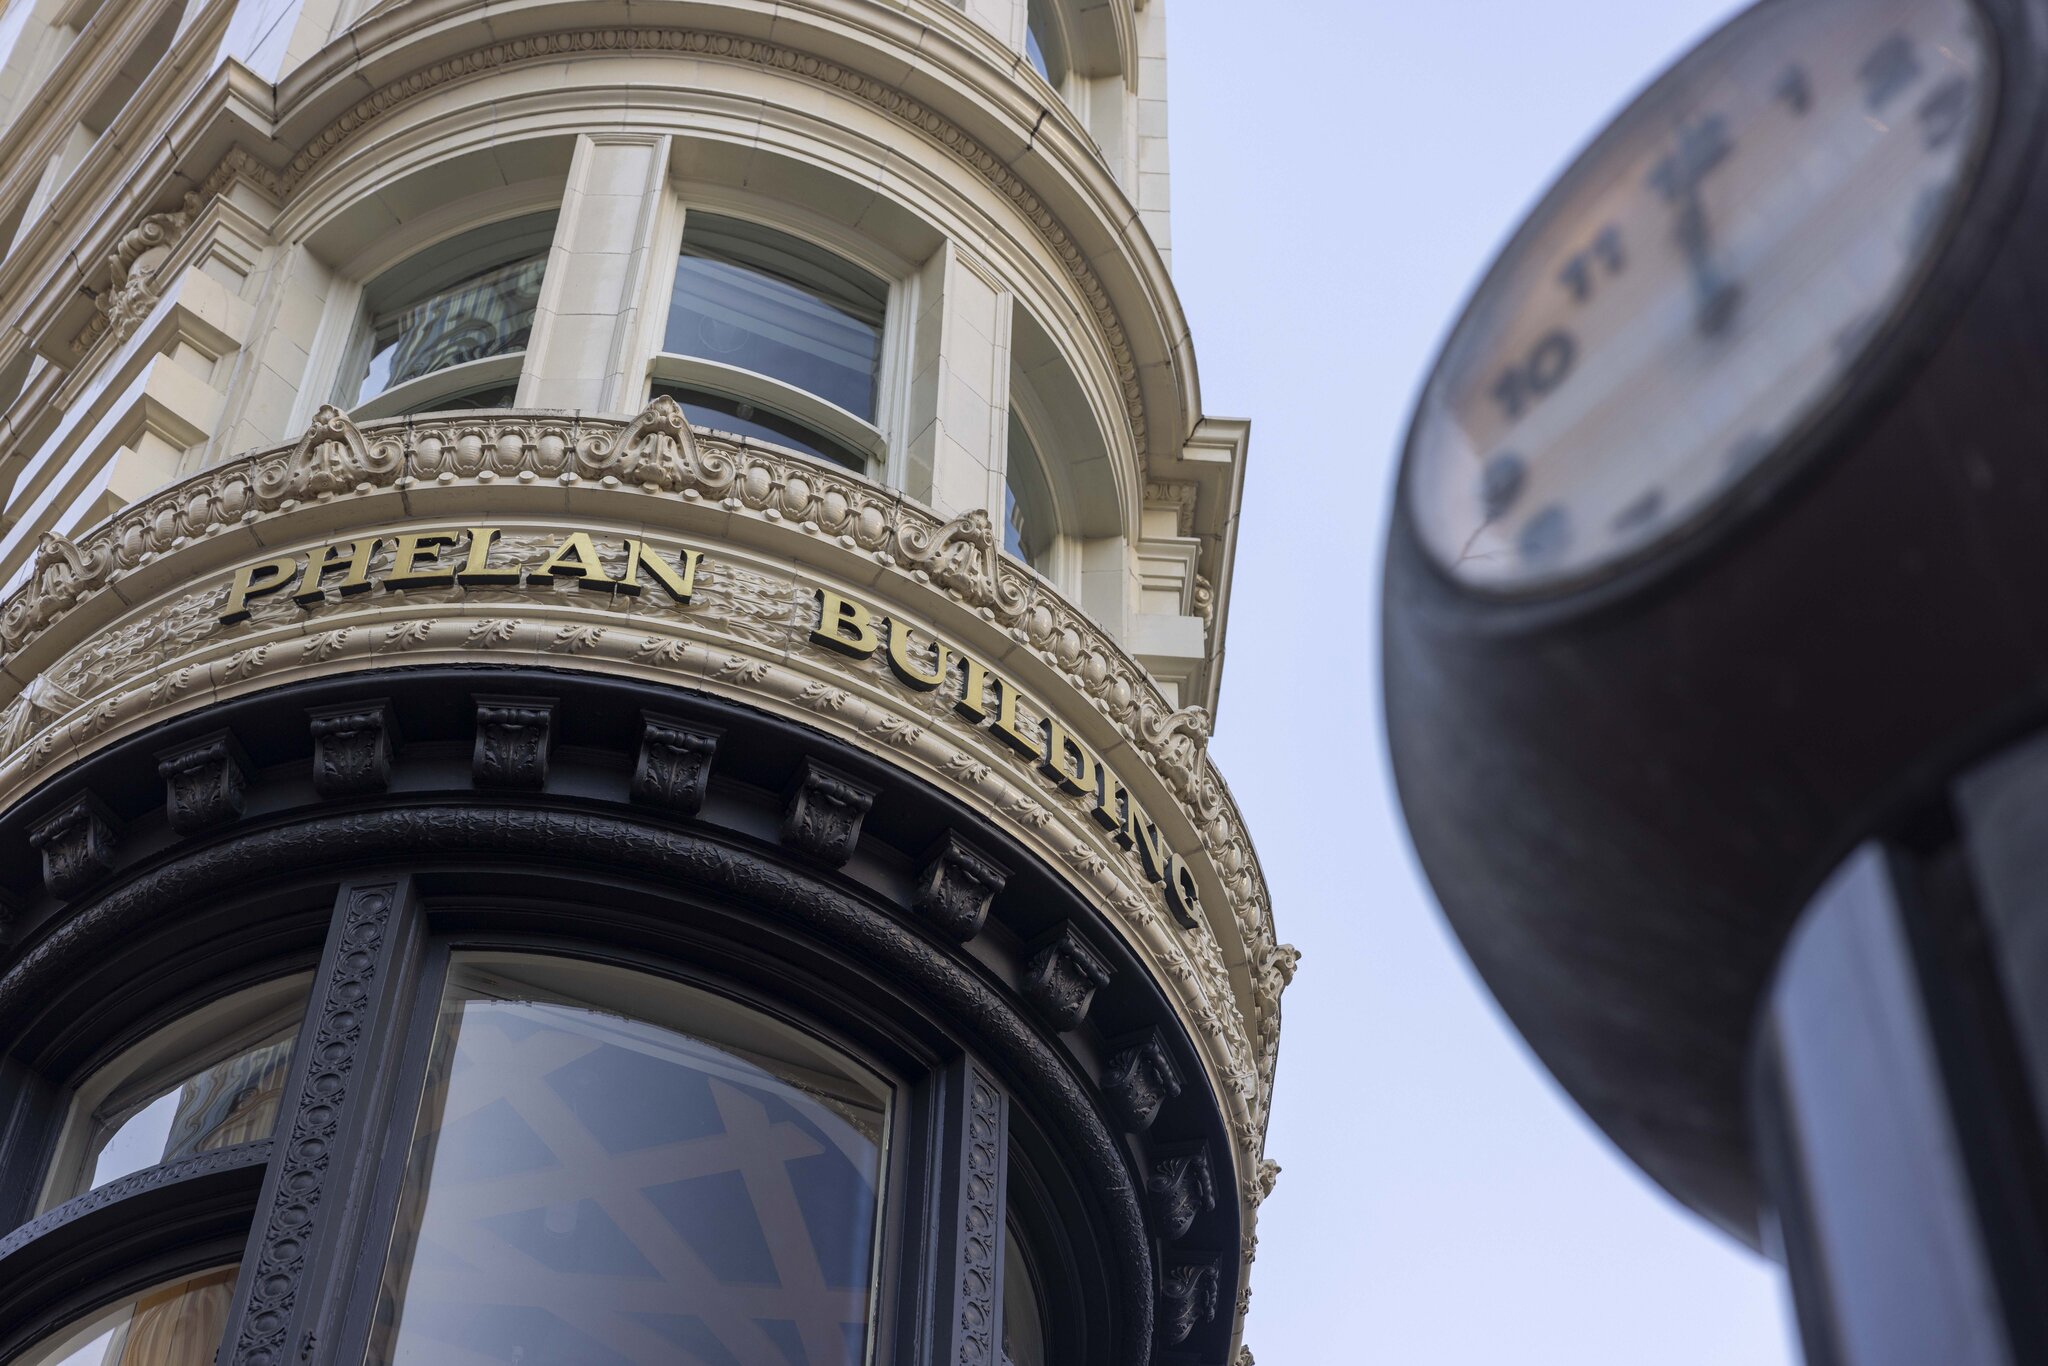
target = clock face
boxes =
[1406,0,1993,594]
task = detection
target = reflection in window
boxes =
[1003,408,1056,570]
[367,959,888,1366]
[651,383,867,472]
[47,980,306,1209]
[666,214,886,421]
[345,213,558,409]
[1000,1216,1047,1366]
[16,1265,238,1366]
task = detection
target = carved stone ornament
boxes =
[25,792,120,900]
[259,405,397,504]
[228,882,395,1366]
[1021,921,1113,1032]
[1147,1142,1217,1242]
[1102,1029,1183,1133]
[1159,1258,1221,1347]
[473,696,555,790]
[154,730,248,835]
[780,758,876,867]
[911,829,1009,941]
[631,712,721,814]
[309,701,395,797]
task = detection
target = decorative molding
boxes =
[912,830,1008,941]
[227,882,396,1366]
[472,695,555,789]
[0,1140,272,1262]
[0,403,1286,1189]
[1146,1143,1216,1242]
[25,793,119,900]
[631,711,721,814]
[954,1065,1003,1366]
[0,804,1158,1362]
[154,729,248,834]
[1145,480,1200,538]
[781,757,875,866]
[308,700,395,796]
[1158,1258,1220,1348]
[1103,1029,1182,1133]
[1021,921,1112,1032]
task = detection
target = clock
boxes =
[1404,0,1995,595]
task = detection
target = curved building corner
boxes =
[0,1,1290,1364]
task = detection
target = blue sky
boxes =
[1169,1,1800,1361]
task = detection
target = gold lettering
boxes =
[1164,853,1202,926]
[620,540,701,601]
[386,531,461,588]
[290,538,378,605]
[887,619,954,690]
[1040,717,1101,797]
[955,654,994,722]
[1126,798,1170,883]
[534,531,618,588]
[991,674,1045,760]
[457,526,522,585]
[812,589,880,658]
[219,556,298,623]
[1092,765,1132,842]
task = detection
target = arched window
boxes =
[40,976,309,1212]
[655,213,888,473]
[13,1265,239,1366]
[339,212,558,417]
[1024,0,1068,86]
[1004,406,1057,572]
[365,956,890,1366]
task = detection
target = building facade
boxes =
[0,1,1288,1364]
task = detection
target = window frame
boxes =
[642,190,915,480]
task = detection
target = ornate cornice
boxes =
[0,403,1289,1194]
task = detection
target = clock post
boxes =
[1384,0,2048,1361]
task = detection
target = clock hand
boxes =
[1652,114,1741,338]
[1674,189,1742,337]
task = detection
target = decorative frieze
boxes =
[154,730,248,835]
[26,793,120,900]
[1147,1142,1217,1241]
[473,696,555,790]
[781,759,876,867]
[308,701,395,797]
[1102,1028,1183,1133]
[1021,921,1113,1031]
[912,830,1009,941]
[632,713,721,814]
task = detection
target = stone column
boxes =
[523,132,671,413]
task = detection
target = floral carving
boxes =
[1159,1259,1220,1347]
[256,405,398,503]
[309,701,395,797]
[1102,1029,1183,1133]
[155,731,248,835]
[912,830,1008,942]
[26,793,119,900]
[473,696,554,789]
[953,1067,1003,1366]
[1147,1143,1217,1241]
[781,758,876,867]
[632,713,720,815]
[1021,921,1113,1032]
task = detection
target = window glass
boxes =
[45,979,308,1210]
[15,1265,238,1366]
[367,958,889,1366]
[666,214,886,421]
[1004,409,1056,569]
[347,213,558,408]
[650,383,867,472]
[400,381,522,416]
[1000,1216,1047,1366]
[1024,0,1066,85]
